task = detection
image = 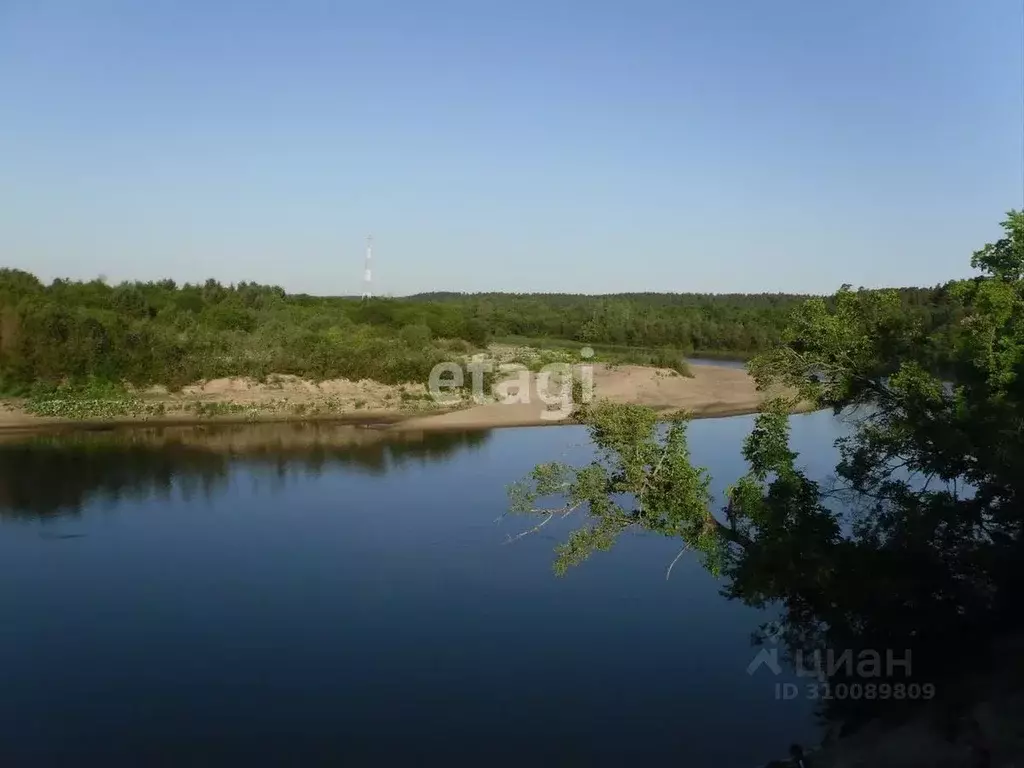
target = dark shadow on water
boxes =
[0,422,491,519]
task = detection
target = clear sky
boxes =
[2,1,1022,296]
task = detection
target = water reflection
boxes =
[685,356,747,369]
[0,417,820,765]
[0,423,490,519]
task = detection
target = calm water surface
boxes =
[0,411,845,766]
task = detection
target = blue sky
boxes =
[2,1,1021,295]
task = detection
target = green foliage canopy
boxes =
[510,211,1024,726]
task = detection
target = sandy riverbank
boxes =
[394,362,805,431]
[0,363,806,435]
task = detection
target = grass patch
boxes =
[492,337,691,377]
[492,335,749,366]
[185,401,254,418]
[603,347,691,376]
[23,378,164,420]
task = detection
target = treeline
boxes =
[0,270,486,392]
[409,288,964,363]
[0,267,963,391]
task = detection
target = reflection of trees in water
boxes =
[0,424,490,519]
[726,515,1024,734]
[0,442,223,519]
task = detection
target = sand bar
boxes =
[0,363,807,435]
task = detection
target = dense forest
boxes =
[408,287,961,361]
[0,270,486,392]
[0,264,963,393]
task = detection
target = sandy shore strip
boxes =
[392,363,806,431]
[0,363,808,435]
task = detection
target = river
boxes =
[0,410,847,766]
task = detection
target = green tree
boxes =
[510,211,1024,727]
[399,323,433,348]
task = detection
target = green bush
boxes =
[400,323,433,347]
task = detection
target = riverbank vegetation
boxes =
[411,286,965,364]
[0,263,966,399]
[512,211,1024,763]
[0,272,487,394]
[487,342,692,377]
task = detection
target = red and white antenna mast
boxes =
[362,234,373,298]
